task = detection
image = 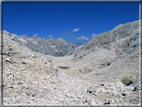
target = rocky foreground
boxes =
[1,20,141,106]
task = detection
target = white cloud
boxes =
[34,33,38,36]
[72,28,80,32]
[91,33,96,37]
[48,35,53,38]
[77,36,89,40]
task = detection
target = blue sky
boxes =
[3,2,139,43]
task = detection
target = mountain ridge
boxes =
[2,30,77,57]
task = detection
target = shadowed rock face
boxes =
[121,77,133,86]
[3,31,75,57]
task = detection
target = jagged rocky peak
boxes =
[57,38,67,44]
[49,38,58,45]
[21,34,28,39]
[49,37,56,41]
[31,35,39,40]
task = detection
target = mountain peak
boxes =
[31,35,38,40]
[21,35,28,38]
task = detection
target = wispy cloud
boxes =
[43,35,53,40]
[48,35,53,38]
[34,33,38,36]
[77,36,89,40]
[62,28,80,36]
[72,28,80,32]
[91,33,96,37]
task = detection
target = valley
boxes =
[1,20,141,106]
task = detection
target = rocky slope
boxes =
[1,20,141,106]
[3,31,75,57]
[47,20,141,105]
[70,20,140,84]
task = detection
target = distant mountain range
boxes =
[3,31,79,56]
[71,41,87,47]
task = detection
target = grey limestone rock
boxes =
[1,20,140,106]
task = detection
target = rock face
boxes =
[1,20,141,106]
[3,31,75,57]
